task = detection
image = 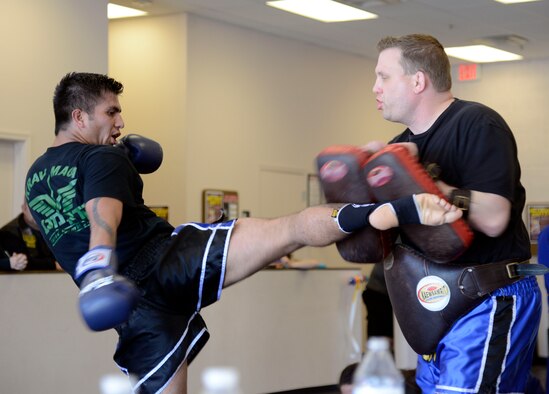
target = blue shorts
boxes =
[114,220,236,394]
[416,275,541,393]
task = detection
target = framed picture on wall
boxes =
[203,189,239,223]
[525,203,549,244]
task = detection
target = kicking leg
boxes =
[223,195,461,287]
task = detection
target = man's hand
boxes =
[115,134,163,174]
[9,252,28,271]
[76,247,139,331]
[361,141,418,157]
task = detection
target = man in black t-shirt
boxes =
[371,33,540,393]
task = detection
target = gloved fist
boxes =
[75,246,114,279]
[115,133,163,174]
[79,269,139,331]
[76,247,139,331]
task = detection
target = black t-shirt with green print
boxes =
[25,142,173,282]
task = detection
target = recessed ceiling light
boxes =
[108,3,148,19]
[266,0,378,23]
[445,45,523,63]
[493,0,542,4]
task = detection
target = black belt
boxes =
[459,260,548,299]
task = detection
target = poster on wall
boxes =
[203,190,239,223]
[526,203,549,243]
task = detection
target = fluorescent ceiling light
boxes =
[108,3,148,19]
[493,0,542,4]
[266,0,378,22]
[445,45,523,63]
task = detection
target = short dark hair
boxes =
[377,34,452,92]
[53,72,124,135]
[339,362,358,387]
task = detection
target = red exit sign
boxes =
[458,63,481,81]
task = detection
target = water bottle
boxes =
[201,367,242,394]
[99,374,132,394]
[352,337,404,394]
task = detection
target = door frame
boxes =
[0,131,31,218]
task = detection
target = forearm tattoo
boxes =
[92,198,115,239]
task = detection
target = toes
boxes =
[445,210,463,223]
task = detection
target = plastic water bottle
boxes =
[99,374,132,394]
[352,337,404,394]
[201,367,242,394]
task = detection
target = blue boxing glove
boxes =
[115,133,163,174]
[76,246,139,331]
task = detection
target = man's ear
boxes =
[413,70,426,93]
[72,108,86,128]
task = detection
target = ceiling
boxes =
[113,0,549,62]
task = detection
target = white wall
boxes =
[0,0,108,224]
[0,0,108,159]
[183,15,401,223]
[0,273,120,394]
[109,14,188,225]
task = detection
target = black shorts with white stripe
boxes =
[114,220,236,393]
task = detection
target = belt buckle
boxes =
[506,262,520,278]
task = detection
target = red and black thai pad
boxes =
[363,144,473,263]
[316,145,394,263]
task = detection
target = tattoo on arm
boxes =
[92,198,115,239]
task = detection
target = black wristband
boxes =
[450,189,471,219]
[389,195,421,225]
[333,203,382,233]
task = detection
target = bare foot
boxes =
[369,194,463,231]
[415,193,463,225]
[369,203,399,230]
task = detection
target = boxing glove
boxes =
[115,133,163,174]
[76,247,139,331]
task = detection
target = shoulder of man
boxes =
[80,144,134,167]
[452,99,503,120]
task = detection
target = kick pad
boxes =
[363,144,473,262]
[385,244,486,355]
[317,145,394,263]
